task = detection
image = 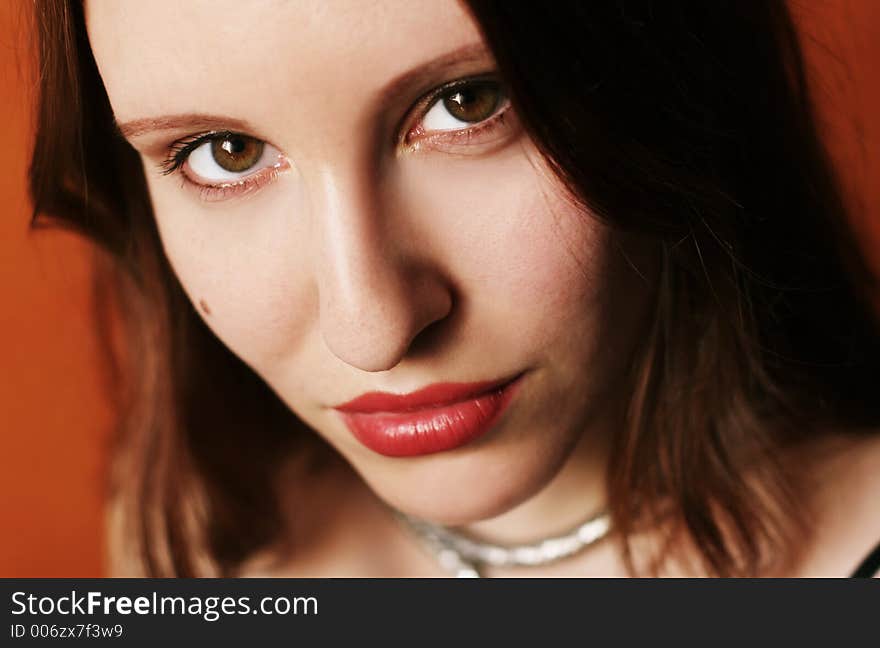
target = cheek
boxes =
[144,173,315,372]
[396,149,614,361]
[477,201,609,358]
[495,197,609,350]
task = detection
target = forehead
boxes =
[85,0,482,124]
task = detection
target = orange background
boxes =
[1,1,878,577]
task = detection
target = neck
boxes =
[451,414,612,546]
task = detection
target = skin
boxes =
[84,0,880,576]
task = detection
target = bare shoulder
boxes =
[793,428,880,577]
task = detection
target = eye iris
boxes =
[210,135,264,173]
[442,82,500,123]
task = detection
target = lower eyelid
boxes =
[407,100,514,148]
[182,157,291,203]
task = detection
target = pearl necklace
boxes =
[391,508,612,577]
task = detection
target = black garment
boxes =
[849,539,880,577]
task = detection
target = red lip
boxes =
[333,372,526,457]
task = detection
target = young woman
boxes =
[29,0,880,577]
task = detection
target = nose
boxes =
[312,168,453,373]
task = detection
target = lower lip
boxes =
[337,374,525,457]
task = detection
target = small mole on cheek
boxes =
[199,299,212,316]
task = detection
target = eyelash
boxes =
[159,133,224,177]
[157,131,286,202]
[157,75,514,202]
[401,75,512,150]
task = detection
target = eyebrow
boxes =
[374,42,492,108]
[115,42,492,140]
[116,114,253,139]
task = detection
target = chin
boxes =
[344,431,579,527]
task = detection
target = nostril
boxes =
[406,314,450,359]
[405,284,458,361]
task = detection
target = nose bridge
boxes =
[311,162,452,373]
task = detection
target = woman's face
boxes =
[86,0,656,525]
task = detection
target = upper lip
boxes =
[332,372,522,414]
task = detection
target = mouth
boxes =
[332,371,527,457]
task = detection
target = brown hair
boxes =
[30,0,880,576]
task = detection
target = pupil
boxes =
[221,137,247,155]
[452,89,475,106]
[211,135,264,173]
[443,82,499,122]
